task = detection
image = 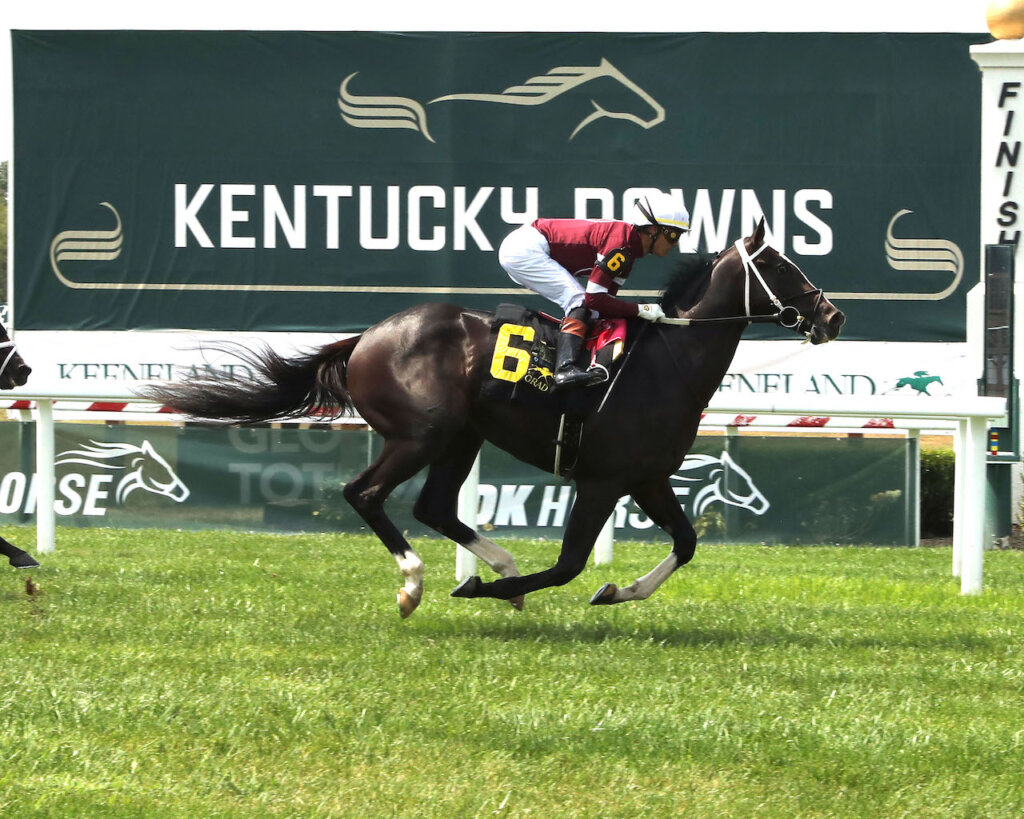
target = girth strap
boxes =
[553,414,584,479]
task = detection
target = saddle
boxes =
[483,304,630,478]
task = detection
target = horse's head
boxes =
[713,219,845,345]
[0,322,32,389]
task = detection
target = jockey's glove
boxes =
[636,303,665,322]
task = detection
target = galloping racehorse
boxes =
[0,323,36,568]
[142,220,844,616]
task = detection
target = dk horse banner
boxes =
[0,424,913,546]
[12,30,987,346]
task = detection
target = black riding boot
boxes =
[552,310,606,390]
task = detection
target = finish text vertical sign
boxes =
[972,40,1024,452]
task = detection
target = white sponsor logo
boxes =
[477,451,769,530]
[670,452,769,517]
[0,439,189,517]
[55,440,190,504]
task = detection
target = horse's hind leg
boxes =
[343,438,438,618]
[412,429,525,611]
[590,478,695,605]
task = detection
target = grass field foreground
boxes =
[1,526,1023,818]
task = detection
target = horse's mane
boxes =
[659,253,717,312]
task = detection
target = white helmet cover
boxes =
[629,192,690,233]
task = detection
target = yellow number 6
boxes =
[489,324,535,382]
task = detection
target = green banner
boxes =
[0,422,912,545]
[13,31,987,340]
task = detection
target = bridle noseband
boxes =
[733,238,824,340]
[0,341,19,379]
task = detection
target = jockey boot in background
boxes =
[552,308,606,390]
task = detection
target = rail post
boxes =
[456,453,481,580]
[35,399,56,554]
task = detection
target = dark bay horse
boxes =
[141,220,844,617]
[0,322,36,569]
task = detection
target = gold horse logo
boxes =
[338,59,665,144]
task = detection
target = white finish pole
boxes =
[456,453,480,580]
[952,419,967,579]
[594,514,614,565]
[906,428,921,547]
[960,416,988,595]
[35,399,56,554]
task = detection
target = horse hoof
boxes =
[397,589,421,619]
[9,553,40,569]
[590,582,618,605]
[450,576,482,599]
[509,595,525,611]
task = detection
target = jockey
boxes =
[498,191,690,389]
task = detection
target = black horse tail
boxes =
[138,337,361,424]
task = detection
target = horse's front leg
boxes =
[451,482,620,603]
[590,478,695,605]
[0,536,39,569]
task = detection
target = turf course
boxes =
[1,526,1022,817]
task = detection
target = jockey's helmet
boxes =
[629,192,690,242]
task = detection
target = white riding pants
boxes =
[498,224,585,315]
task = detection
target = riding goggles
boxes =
[659,226,685,244]
[636,199,689,244]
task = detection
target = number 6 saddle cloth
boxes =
[483,303,628,403]
[480,304,631,477]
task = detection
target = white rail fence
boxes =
[1,386,1007,596]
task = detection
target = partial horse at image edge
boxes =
[0,324,36,568]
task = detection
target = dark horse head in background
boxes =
[0,323,36,569]
[0,323,31,390]
[142,219,844,617]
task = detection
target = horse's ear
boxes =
[750,217,766,246]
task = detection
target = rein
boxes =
[656,311,800,328]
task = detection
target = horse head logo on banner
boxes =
[55,440,190,504]
[338,59,665,144]
[671,452,770,517]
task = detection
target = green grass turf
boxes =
[1,526,1022,817]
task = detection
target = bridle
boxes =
[656,240,826,339]
[734,238,824,340]
[0,340,19,379]
[597,240,828,414]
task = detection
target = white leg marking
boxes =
[614,553,680,602]
[461,536,519,577]
[395,550,425,603]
